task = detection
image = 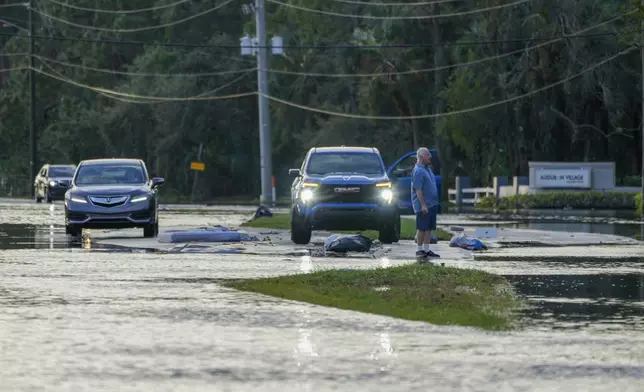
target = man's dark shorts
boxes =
[416,206,437,231]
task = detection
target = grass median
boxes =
[223,263,522,331]
[240,213,452,241]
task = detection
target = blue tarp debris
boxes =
[158,226,259,243]
[448,234,488,251]
[324,234,372,253]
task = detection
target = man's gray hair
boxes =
[416,147,430,160]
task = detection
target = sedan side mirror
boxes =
[288,169,301,177]
[151,177,165,187]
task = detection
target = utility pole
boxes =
[255,0,273,205]
[28,0,37,196]
[641,0,644,221]
[240,1,283,205]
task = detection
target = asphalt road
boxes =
[1,199,644,391]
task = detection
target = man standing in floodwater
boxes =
[411,147,440,259]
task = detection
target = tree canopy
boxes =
[0,0,642,200]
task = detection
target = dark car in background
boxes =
[64,158,165,238]
[33,163,77,203]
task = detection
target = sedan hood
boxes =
[70,184,148,196]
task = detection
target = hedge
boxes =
[637,192,642,216]
[476,191,641,211]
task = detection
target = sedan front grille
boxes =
[88,195,129,208]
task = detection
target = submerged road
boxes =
[1,199,644,391]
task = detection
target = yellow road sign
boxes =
[190,161,205,171]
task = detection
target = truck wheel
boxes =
[290,208,312,245]
[378,212,401,244]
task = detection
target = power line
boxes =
[35,54,257,77]
[42,0,192,14]
[266,14,634,78]
[31,0,236,33]
[0,66,29,72]
[0,12,631,81]
[262,46,635,120]
[31,64,257,102]
[0,52,30,57]
[35,57,256,103]
[330,0,463,6]
[11,45,634,112]
[266,0,529,19]
[0,23,633,50]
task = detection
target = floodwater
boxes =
[1,199,644,391]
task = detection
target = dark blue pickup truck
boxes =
[288,146,441,245]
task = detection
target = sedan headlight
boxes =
[380,189,393,203]
[130,195,150,203]
[49,180,57,187]
[300,188,314,203]
[70,196,88,204]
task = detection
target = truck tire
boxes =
[378,212,401,244]
[290,208,312,245]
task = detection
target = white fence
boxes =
[447,187,495,205]
[448,175,640,206]
[447,176,529,206]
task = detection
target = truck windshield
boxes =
[306,152,384,175]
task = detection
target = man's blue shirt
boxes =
[411,163,438,213]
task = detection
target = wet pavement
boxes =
[1,199,644,391]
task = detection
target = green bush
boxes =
[476,191,639,210]
[636,192,642,216]
[618,175,642,187]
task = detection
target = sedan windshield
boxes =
[49,166,76,177]
[306,152,384,176]
[75,164,147,185]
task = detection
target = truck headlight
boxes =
[300,189,314,203]
[380,189,393,203]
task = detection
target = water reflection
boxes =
[300,255,313,273]
[481,220,642,240]
[370,331,397,372]
[293,308,316,391]
[507,273,644,331]
[0,224,78,250]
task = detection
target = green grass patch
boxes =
[223,264,522,331]
[240,213,452,241]
[476,191,639,210]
